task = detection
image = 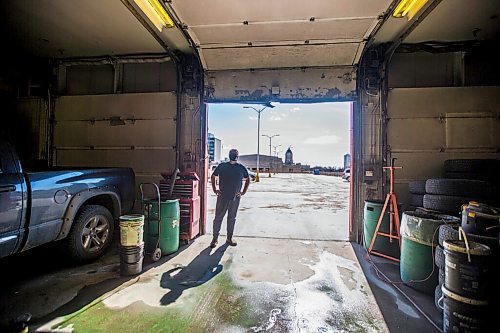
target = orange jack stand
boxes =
[366,158,402,262]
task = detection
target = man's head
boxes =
[229,149,239,161]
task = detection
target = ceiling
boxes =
[0,0,498,69]
[371,0,500,44]
[0,0,190,58]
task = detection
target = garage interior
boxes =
[1,0,499,332]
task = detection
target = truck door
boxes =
[0,141,25,258]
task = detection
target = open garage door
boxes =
[167,0,393,103]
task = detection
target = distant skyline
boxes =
[208,102,350,167]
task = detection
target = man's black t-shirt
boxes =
[213,162,249,199]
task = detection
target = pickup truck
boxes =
[0,141,135,261]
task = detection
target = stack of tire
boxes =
[408,180,426,208]
[421,159,499,215]
[433,203,500,320]
[444,159,500,189]
[423,178,494,216]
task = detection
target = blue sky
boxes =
[208,102,350,167]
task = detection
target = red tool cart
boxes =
[160,172,200,243]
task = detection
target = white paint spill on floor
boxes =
[250,308,282,332]
[292,251,387,332]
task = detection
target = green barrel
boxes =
[363,200,400,258]
[400,211,451,294]
[144,199,180,255]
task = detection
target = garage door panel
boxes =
[173,0,391,25]
[54,120,176,147]
[55,92,177,120]
[388,87,500,118]
[207,67,356,102]
[392,152,500,181]
[388,119,444,150]
[391,153,445,181]
[55,149,175,174]
[192,19,373,45]
[204,43,358,70]
[445,112,498,148]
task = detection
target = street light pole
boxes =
[244,105,273,182]
[262,134,279,177]
[273,144,282,174]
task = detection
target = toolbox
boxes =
[160,171,200,243]
[179,197,200,242]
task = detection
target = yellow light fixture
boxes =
[392,0,429,20]
[134,0,174,31]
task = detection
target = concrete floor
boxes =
[0,174,441,332]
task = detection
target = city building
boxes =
[285,147,293,165]
[344,154,351,170]
[207,133,221,163]
[238,154,284,173]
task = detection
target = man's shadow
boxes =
[160,244,229,305]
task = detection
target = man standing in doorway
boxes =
[210,149,250,248]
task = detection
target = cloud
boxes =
[269,116,282,121]
[290,107,300,113]
[249,116,257,120]
[304,135,341,145]
[281,113,287,118]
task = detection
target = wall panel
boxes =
[54,92,177,200]
[387,87,500,206]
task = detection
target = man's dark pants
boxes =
[212,196,240,239]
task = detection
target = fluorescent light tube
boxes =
[134,0,174,31]
[393,0,429,20]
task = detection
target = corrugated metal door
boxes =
[54,92,177,190]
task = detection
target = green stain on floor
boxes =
[55,269,257,333]
[59,303,200,333]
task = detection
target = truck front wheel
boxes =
[64,205,114,262]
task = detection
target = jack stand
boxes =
[367,158,402,262]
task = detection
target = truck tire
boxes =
[423,194,472,215]
[409,180,426,195]
[64,205,114,262]
[444,159,499,173]
[438,224,499,252]
[410,194,424,207]
[444,172,491,181]
[435,245,444,269]
[425,179,492,198]
[435,284,443,313]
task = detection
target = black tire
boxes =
[409,180,426,195]
[425,179,492,198]
[410,194,424,207]
[435,284,443,313]
[438,224,499,253]
[423,194,473,215]
[444,159,499,173]
[64,205,114,262]
[444,172,494,181]
[435,245,444,269]
[438,269,444,285]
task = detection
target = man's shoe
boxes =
[226,238,237,246]
[210,240,218,248]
